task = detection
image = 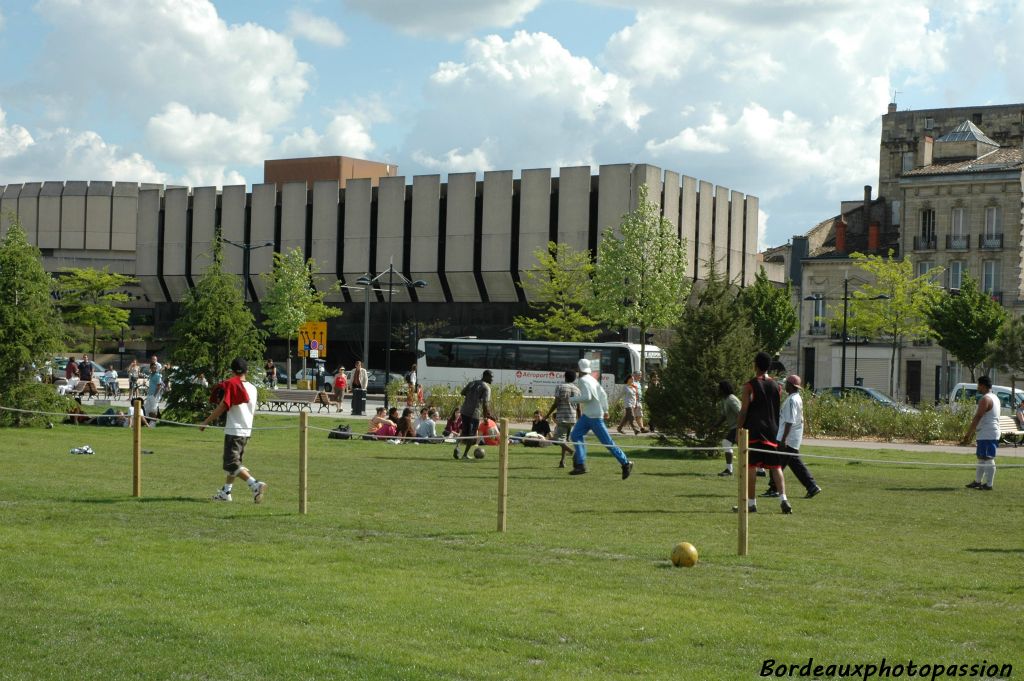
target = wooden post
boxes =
[299,410,308,515]
[132,398,142,497]
[497,417,509,532]
[737,428,749,556]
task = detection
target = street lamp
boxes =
[222,238,274,303]
[357,261,427,409]
[805,279,888,391]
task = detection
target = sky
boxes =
[0,0,1022,250]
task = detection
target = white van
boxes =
[949,383,1024,415]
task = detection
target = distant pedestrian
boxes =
[617,374,641,435]
[454,370,493,460]
[961,375,1000,491]
[716,380,741,476]
[568,359,633,479]
[264,359,277,386]
[201,358,267,504]
[349,360,368,415]
[333,366,347,410]
[144,362,164,418]
[735,352,790,514]
[65,357,79,381]
[544,370,580,468]
[767,375,821,499]
[78,355,94,385]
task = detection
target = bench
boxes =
[997,416,1024,447]
[260,389,334,413]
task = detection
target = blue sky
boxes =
[1,0,1021,250]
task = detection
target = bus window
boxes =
[425,342,453,367]
[492,344,515,370]
[604,348,629,383]
[549,346,581,371]
[517,345,549,371]
[456,343,488,369]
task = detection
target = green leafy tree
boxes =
[58,266,137,357]
[261,248,341,386]
[926,274,1006,381]
[0,218,68,425]
[513,241,600,341]
[591,184,690,379]
[646,263,757,445]
[163,245,267,423]
[848,250,941,397]
[738,266,798,357]
[986,315,1024,382]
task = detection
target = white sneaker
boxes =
[253,481,267,504]
[212,490,232,502]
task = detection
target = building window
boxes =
[950,207,965,236]
[902,152,915,173]
[920,209,935,239]
[984,206,1000,237]
[982,261,999,294]
[925,117,934,130]
[917,261,934,278]
[891,200,901,225]
[948,261,964,290]
[813,295,825,321]
[972,113,983,125]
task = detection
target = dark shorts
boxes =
[459,416,480,442]
[222,435,249,473]
[748,440,783,469]
[553,421,574,441]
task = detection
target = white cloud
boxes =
[412,145,493,173]
[287,8,347,47]
[0,107,170,183]
[344,0,540,39]
[31,0,310,130]
[145,103,272,166]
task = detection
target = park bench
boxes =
[260,389,334,413]
[997,416,1024,447]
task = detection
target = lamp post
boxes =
[805,279,888,391]
[357,261,427,410]
[222,238,274,304]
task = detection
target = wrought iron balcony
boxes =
[913,235,937,250]
[945,234,970,250]
[808,322,828,336]
[979,233,1003,249]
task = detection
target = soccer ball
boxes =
[473,446,486,459]
[671,542,698,568]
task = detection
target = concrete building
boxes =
[772,102,1024,403]
[0,163,761,367]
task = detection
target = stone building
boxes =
[0,163,760,367]
[773,102,1024,403]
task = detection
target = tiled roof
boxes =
[902,147,1023,176]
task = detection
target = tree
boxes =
[848,250,941,397]
[57,266,137,357]
[738,266,798,357]
[513,241,600,341]
[0,218,68,425]
[926,274,1007,381]
[163,245,266,423]
[646,262,757,446]
[591,184,690,380]
[260,248,342,387]
[986,316,1024,382]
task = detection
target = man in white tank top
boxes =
[960,375,1000,491]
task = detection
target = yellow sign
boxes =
[298,321,327,358]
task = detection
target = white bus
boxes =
[416,338,664,396]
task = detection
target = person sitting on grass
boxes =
[416,408,439,442]
[395,408,416,440]
[531,410,552,439]
[368,407,397,439]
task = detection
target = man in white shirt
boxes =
[200,358,268,503]
[766,374,821,501]
[961,375,1000,491]
[568,359,633,479]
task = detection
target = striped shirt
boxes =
[554,382,580,423]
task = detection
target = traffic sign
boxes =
[298,322,328,358]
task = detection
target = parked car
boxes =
[366,370,404,394]
[815,385,920,414]
[52,357,109,378]
[949,383,1024,416]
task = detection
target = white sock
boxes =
[983,460,996,486]
[223,484,233,493]
[779,494,788,502]
[726,463,734,473]
[747,499,756,509]
[246,478,260,490]
[975,463,985,483]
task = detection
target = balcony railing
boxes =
[945,234,970,250]
[808,323,828,336]
[979,233,1003,249]
[913,235,937,251]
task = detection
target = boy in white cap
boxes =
[568,358,634,479]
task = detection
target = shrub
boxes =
[424,383,553,422]
[803,391,971,443]
[0,383,74,427]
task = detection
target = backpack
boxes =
[328,424,352,440]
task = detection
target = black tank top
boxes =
[744,376,780,445]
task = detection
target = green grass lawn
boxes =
[1,415,1021,680]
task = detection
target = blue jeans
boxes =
[571,415,629,467]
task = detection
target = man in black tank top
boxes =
[735,352,792,514]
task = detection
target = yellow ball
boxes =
[671,542,698,568]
